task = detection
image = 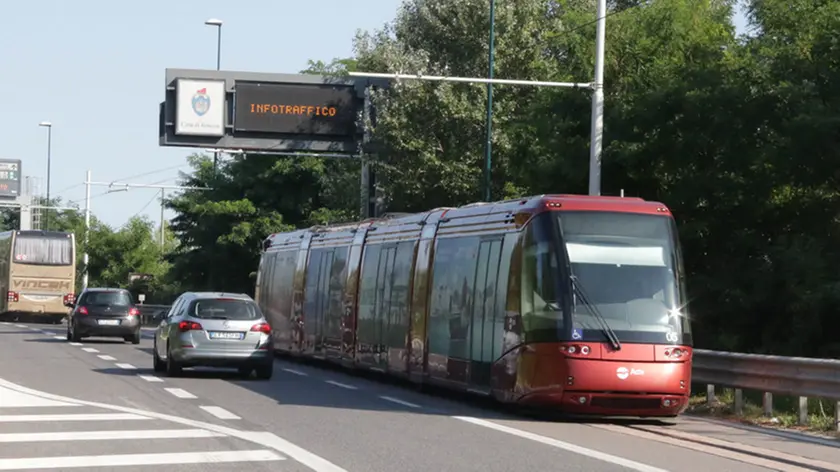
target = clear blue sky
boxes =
[0,1,748,230]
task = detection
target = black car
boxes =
[65,288,141,344]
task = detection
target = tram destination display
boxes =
[233,81,358,137]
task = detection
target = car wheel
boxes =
[254,363,273,381]
[152,340,165,373]
[127,332,140,345]
[237,366,253,379]
[70,324,82,343]
[165,342,182,377]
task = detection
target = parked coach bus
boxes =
[0,230,76,324]
[255,195,692,417]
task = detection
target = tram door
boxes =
[469,238,503,388]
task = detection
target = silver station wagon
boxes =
[152,292,274,380]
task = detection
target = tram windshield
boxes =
[560,211,691,345]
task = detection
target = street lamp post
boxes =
[205,18,222,71]
[38,121,52,230]
[205,18,223,174]
[483,0,496,202]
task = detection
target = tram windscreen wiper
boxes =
[570,275,622,350]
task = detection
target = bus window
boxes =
[14,235,73,265]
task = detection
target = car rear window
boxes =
[83,291,132,306]
[191,299,260,320]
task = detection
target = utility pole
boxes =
[483,0,496,202]
[159,188,165,247]
[39,122,53,230]
[205,18,223,175]
[82,179,211,253]
[588,0,607,196]
[83,170,91,290]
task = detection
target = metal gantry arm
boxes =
[347,0,608,198]
[348,72,592,89]
[80,171,212,289]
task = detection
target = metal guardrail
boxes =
[693,348,840,400]
[137,304,170,327]
[692,348,840,428]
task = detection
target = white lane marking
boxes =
[0,428,224,443]
[81,347,99,353]
[453,416,670,472]
[42,331,55,336]
[0,386,78,408]
[52,335,64,341]
[13,324,25,329]
[325,380,357,390]
[97,355,116,361]
[138,375,163,383]
[68,342,82,346]
[0,450,283,469]
[379,395,421,409]
[115,363,136,370]
[282,368,308,376]
[164,388,197,399]
[0,378,348,472]
[199,406,241,420]
[0,322,8,325]
[0,413,148,422]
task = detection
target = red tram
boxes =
[255,195,692,417]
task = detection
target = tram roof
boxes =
[262,194,671,247]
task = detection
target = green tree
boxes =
[165,154,294,295]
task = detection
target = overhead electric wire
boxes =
[54,163,189,197]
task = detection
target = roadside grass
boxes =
[687,387,839,437]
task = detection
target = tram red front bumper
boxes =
[561,391,688,416]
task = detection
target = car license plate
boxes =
[209,331,244,340]
[97,319,120,326]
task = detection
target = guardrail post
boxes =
[734,389,743,415]
[706,384,715,406]
[835,401,840,432]
[763,392,773,417]
[798,397,808,425]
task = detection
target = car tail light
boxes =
[63,293,75,305]
[664,348,687,359]
[78,306,89,315]
[250,323,271,334]
[7,291,18,302]
[128,307,140,316]
[178,321,203,332]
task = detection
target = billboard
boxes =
[233,82,357,137]
[159,69,387,154]
[0,159,22,198]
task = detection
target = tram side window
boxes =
[429,236,479,359]
[471,238,504,364]
[386,242,415,352]
[326,247,349,339]
[304,249,338,338]
[303,250,324,325]
[269,251,297,323]
[358,245,382,348]
[257,253,276,309]
[521,214,565,343]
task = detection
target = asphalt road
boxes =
[1,321,839,472]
